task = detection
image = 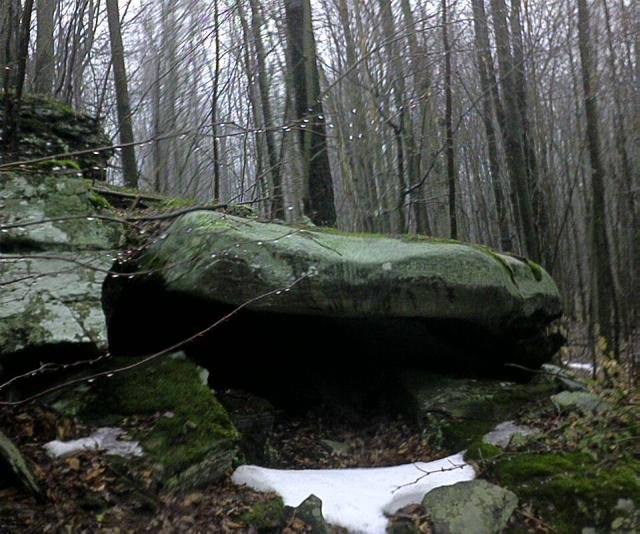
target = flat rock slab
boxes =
[0,252,112,360]
[135,211,561,330]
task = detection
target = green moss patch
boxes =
[490,452,640,530]
[464,440,501,463]
[80,356,238,485]
[241,496,286,531]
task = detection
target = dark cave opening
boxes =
[103,274,555,418]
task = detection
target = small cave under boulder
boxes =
[102,210,564,419]
[102,219,564,419]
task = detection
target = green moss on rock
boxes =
[491,452,640,531]
[82,358,238,486]
[400,372,557,451]
[464,440,501,463]
[0,92,111,177]
[80,355,238,488]
[241,496,286,531]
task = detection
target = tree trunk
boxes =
[4,0,34,158]
[442,0,457,239]
[34,0,55,94]
[249,0,283,218]
[284,0,336,226]
[212,0,221,201]
[471,0,510,250]
[106,0,138,188]
[577,0,618,357]
[490,0,540,260]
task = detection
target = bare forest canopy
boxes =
[0,0,638,373]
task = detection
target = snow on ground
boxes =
[44,427,143,458]
[232,452,475,533]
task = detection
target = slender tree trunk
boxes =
[577,0,618,357]
[106,0,138,188]
[442,0,457,239]
[400,0,432,234]
[471,0,510,250]
[34,0,55,94]
[212,0,221,201]
[5,0,34,158]
[249,0,283,218]
[284,0,336,226]
[490,0,540,260]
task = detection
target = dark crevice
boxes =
[103,274,561,416]
[0,342,101,402]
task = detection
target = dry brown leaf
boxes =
[65,457,80,471]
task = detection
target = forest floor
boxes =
[0,404,438,533]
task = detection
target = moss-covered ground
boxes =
[78,356,238,483]
[469,360,640,532]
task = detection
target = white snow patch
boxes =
[44,427,143,458]
[567,362,593,373]
[232,452,474,533]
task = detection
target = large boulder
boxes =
[104,211,562,389]
[0,93,111,179]
[0,172,123,380]
[131,211,560,329]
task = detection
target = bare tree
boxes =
[106,0,138,188]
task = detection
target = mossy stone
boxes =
[78,355,239,490]
[241,496,286,531]
[490,452,640,531]
[422,480,518,534]
[136,211,561,331]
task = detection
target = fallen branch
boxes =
[391,460,467,493]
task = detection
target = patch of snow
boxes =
[566,362,593,373]
[483,421,535,448]
[44,427,143,458]
[232,452,474,533]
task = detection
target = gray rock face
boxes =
[483,421,537,449]
[422,479,518,534]
[136,211,561,330]
[0,172,123,375]
[551,391,610,415]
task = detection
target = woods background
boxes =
[1,0,638,377]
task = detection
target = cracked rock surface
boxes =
[0,172,123,373]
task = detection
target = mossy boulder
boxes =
[135,211,560,329]
[105,211,563,379]
[0,252,111,362]
[399,371,555,451]
[0,93,111,178]
[0,172,122,251]
[489,452,640,531]
[67,354,239,491]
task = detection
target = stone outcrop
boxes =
[0,172,123,377]
[104,211,563,391]
[0,93,111,179]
